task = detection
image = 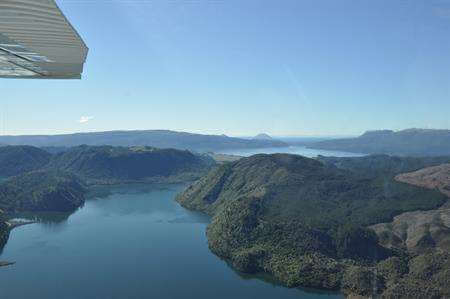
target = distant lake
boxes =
[219,145,366,157]
[0,184,343,299]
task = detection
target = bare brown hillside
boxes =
[370,164,450,254]
[370,202,450,253]
[395,163,450,197]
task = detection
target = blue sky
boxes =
[1,0,449,136]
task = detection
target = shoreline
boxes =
[6,220,36,229]
[0,261,15,267]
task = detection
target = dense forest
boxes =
[0,145,215,184]
[177,154,450,297]
[0,145,217,216]
[0,144,217,252]
[0,170,86,213]
[46,145,215,184]
[0,146,51,177]
[1,143,449,297]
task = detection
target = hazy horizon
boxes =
[2,0,449,136]
[1,127,447,139]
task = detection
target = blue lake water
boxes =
[0,184,343,299]
[219,145,365,158]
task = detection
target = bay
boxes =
[0,184,342,299]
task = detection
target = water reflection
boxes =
[0,183,342,299]
[237,271,341,296]
[8,210,78,226]
[87,183,184,199]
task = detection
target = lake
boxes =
[0,184,342,299]
[218,145,365,158]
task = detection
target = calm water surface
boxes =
[0,184,342,299]
[219,145,365,157]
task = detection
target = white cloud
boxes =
[78,116,94,124]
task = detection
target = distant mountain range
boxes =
[309,128,450,156]
[0,130,287,152]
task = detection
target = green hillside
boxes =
[47,145,215,184]
[0,145,51,177]
[0,170,86,213]
[177,154,448,296]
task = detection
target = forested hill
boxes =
[0,145,215,184]
[0,130,287,152]
[0,170,87,252]
[177,153,449,297]
[47,145,215,183]
[308,128,450,156]
[0,145,216,251]
[0,145,51,177]
[0,170,86,213]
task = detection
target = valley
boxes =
[0,142,449,298]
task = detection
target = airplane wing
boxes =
[0,0,88,79]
